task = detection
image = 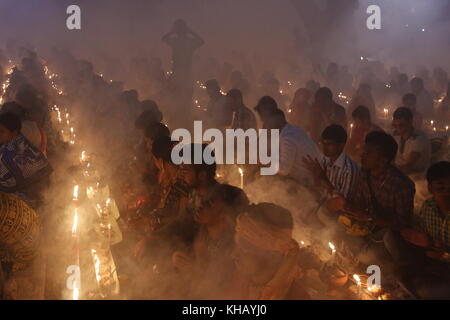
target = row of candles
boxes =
[0,60,15,104]
[327,241,383,300]
[44,63,119,299]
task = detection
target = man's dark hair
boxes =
[393,107,413,121]
[152,135,176,163]
[315,87,333,101]
[365,131,398,163]
[144,122,170,141]
[184,143,217,180]
[213,184,249,221]
[254,96,278,114]
[1,102,26,119]
[402,93,416,105]
[426,161,450,184]
[140,100,163,122]
[205,79,220,90]
[227,89,243,101]
[135,110,161,130]
[0,112,22,132]
[264,108,286,128]
[15,83,38,105]
[352,105,371,122]
[248,203,293,230]
[322,124,347,144]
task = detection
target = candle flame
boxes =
[238,168,244,176]
[71,208,78,235]
[368,284,381,292]
[73,185,79,200]
[353,274,361,285]
[72,279,79,300]
[328,242,336,252]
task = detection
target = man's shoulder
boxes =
[421,198,438,211]
[388,165,415,188]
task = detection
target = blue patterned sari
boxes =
[0,134,52,208]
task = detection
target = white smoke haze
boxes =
[0,0,448,300]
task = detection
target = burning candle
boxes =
[108,223,112,243]
[349,123,354,136]
[238,167,244,189]
[353,274,362,299]
[328,242,336,263]
[73,185,79,201]
[383,108,389,119]
[81,151,87,162]
[446,126,449,132]
[72,279,79,300]
[71,208,78,236]
[431,120,434,126]
[368,284,382,297]
[91,249,102,286]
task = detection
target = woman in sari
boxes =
[0,112,52,209]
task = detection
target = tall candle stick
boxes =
[238,167,244,189]
[71,208,78,236]
[353,274,362,299]
[73,185,79,201]
[328,242,336,263]
[72,279,79,300]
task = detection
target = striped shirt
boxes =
[279,123,320,185]
[415,198,450,251]
[321,152,360,199]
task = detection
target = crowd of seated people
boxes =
[0,43,448,300]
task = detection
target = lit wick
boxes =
[73,185,79,201]
[328,242,336,262]
[353,274,362,299]
[72,279,79,300]
[238,167,244,189]
[71,208,78,236]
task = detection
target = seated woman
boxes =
[0,191,43,299]
[229,203,310,300]
[0,112,52,209]
[172,184,249,299]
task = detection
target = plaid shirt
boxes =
[349,165,415,228]
[415,198,450,250]
[231,105,257,131]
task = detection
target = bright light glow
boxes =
[73,185,79,201]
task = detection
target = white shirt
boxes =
[394,130,431,174]
[278,123,320,184]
